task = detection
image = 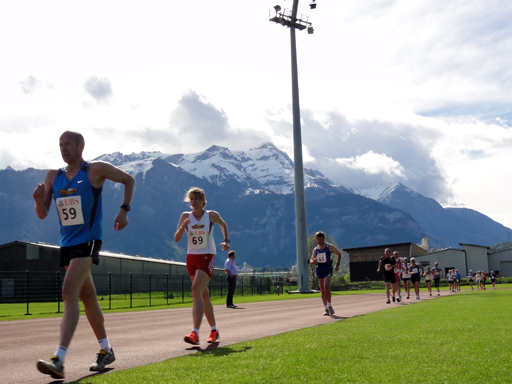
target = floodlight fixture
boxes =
[310,0,317,9]
[274,5,282,12]
[307,26,314,34]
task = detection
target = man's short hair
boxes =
[315,231,325,238]
[61,131,85,146]
[228,250,235,258]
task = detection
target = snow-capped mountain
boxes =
[95,143,349,197]
[1,144,510,268]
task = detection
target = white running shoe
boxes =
[90,349,116,371]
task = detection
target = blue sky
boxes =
[1,0,511,230]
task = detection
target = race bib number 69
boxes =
[188,230,207,249]
[56,196,84,226]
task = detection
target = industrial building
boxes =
[345,241,512,282]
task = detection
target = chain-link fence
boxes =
[0,271,296,316]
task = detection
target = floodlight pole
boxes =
[290,1,310,292]
[270,0,311,292]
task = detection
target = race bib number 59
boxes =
[56,196,84,226]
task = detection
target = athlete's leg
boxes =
[80,272,107,341]
[318,277,327,305]
[190,270,212,330]
[321,276,332,304]
[60,257,94,348]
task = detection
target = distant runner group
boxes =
[377,248,497,303]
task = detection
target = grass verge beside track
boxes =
[71,288,512,384]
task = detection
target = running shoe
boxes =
[37,355,65,379]
[184,331,199,345]
[397,297,401,303]
[392,296,395,302]
[328,306,335,315]
[323,309,330,315]
[430,293,432,296]
[437,292,440,296]
[386,299,390,304]
[407,295,410,299]
[416,296,420,300]
[89,348,116,371]
[207,330,220,343]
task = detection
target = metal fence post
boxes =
[108,272,112,310]
[129,272,133,309]
[220,275,223,298]
[148,273,152,307]
[25,270,31,316]
[56,271,62,313]
[166,273,169,305]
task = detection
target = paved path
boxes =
[1,292,440,383]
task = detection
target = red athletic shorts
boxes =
[186,253,215,278]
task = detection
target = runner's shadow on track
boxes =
[331,316,348,320]
[67,368,115,383]
[188,345,252,357]
[186,342,221,352]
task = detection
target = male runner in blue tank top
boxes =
[310,231,343,316]
[32,131,135,379]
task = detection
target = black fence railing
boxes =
[0,271,294,316]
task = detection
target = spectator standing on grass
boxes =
[432,262,443,296]
[224,250,239,308]
[33,131,135,379]
[401,257,411,299]
[175,187,230,345]
[409,258,424,299]
[310,231,342,316]
[377,248,397,304]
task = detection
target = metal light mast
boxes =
[270,1,315,292]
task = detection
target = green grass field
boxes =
[62,288,512,384]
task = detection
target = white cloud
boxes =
[336,151,407,178]
[0,0,511,229]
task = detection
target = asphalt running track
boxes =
[1,292,441,383]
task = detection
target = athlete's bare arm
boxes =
[175,212,190,242]
[329,244,342,271]
[377,259,382,273]
[310,248,317,265]
[89,161,135,230]
[209,211,230,251]
[33,169,58,220]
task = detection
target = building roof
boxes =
[459,243,490,249]
[343,242,418,252]
[0,240,187,267]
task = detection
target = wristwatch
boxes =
[224,239,231,243]
[120,204,131,212]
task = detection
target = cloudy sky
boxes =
[1,0,512,230]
